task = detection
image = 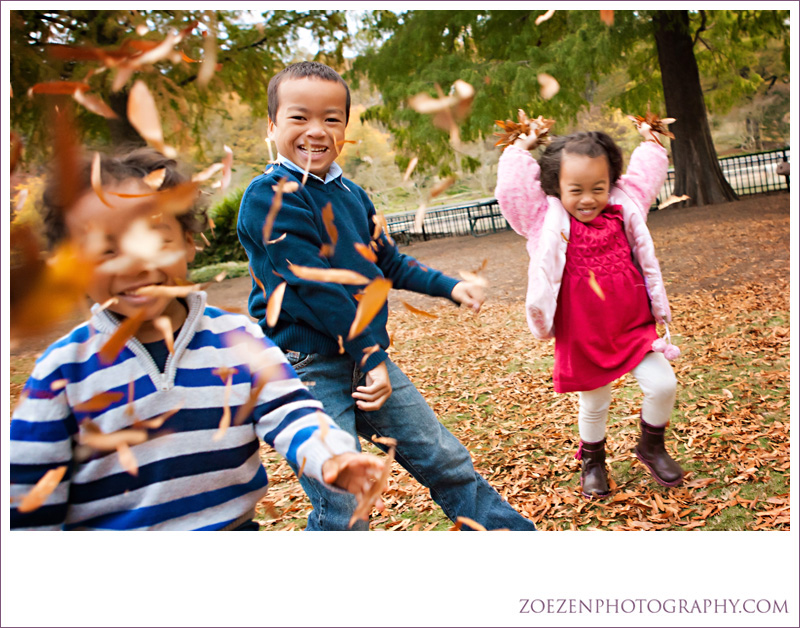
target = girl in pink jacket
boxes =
[495,116,684,498]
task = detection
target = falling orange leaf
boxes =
[430,176,456,199]
[263,177,289,243]
[354,242,378,263]
[297,456,307,479]
[196,19,218,88]
[535,10,555,25]
[134,284,203,298]
[403,156,419,181]
[153,316,175,353]
[73,89,118,119]
[143,167,166,190]
[348,277,393,340]
[414,203,428,233]
[133,404,182,430]
[249,266,268,301]
[232,379,267,426]
[127,80,176,157]
[266,282,287,328]
[213,371,234,441]
[28,81,91,96]
[98,307,147,364]
[17,466,68,513]
[600,10,615,26]
[457,270,489,288]
[90,152,115,208]
[360,344,381,367]
[50,379,69,392]
[218,145,233,191]
[349,441,395,527]
[452,516,488,531]
[538,73,560,100]
[337,335,345,354]
[588,269,606,300]
[192,162,224,183]
[79,423,148,451]
[658,194,691,210]
[288,263,370,286]
[74,391,126,413]
[116,442,139,476]
[402,302,438,319]
[301,146,313,186]
[320,203,338,257]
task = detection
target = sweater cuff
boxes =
[343,334,389,373]
[430,274,461,305]
[297,424,358,491]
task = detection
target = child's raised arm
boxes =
[618,121,671,216]
[495,144,549,243]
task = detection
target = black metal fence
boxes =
[386,146,790,244]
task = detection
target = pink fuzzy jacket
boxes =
[495,141,671,339]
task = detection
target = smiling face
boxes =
[558,152,611,223]
[64,178,196,342]
[268,76,348,177]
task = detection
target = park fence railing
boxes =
[386,146,790,245]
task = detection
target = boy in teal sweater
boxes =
[237,61,535,531]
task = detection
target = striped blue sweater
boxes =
[10,292,355,530]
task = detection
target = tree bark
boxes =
[653,10,738,205]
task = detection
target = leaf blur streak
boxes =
[600,10,615,26]
[535,9,555,25]
[402,301,438,319]
[116,442,139,476]
[249,265,268,300]
[588,269,606,301]
[213,373,234,441]
[348,277,393,340]
[452,516,488,531]
[538,73,560,100]
[263,177,287,243]
[98,308,147,365]
[153,316,175,353]
[18,466,68,513]
[73,89,118,119]
[349,441,395,528]
[288,263,370,285]
[266,282,287,328]
[354,242,378,263]
[320,203,338,257]
[403,156,419,181]
[301,146,312,186]
[91,152,114,208]
[143,168,166,190]
[196,14,218,88]
[414,202,427,233]
[127,80,175,157]
[658,194,691,210]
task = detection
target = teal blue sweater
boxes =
[237,164,459,372]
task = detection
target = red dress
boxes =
[553,205,658,393]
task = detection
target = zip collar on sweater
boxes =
[89,291,207,391]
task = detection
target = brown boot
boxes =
[635,420,684,487]
[576,439,609,499]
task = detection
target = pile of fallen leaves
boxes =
[258,276,790,531]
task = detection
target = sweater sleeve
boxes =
[10,363,76,530]
[238,174,392,370]
[617,141,669,219]
[495,145,550,243]
[242,322,356,485]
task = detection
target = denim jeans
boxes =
[285,352,536,531]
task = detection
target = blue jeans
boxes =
[286,352,536,531]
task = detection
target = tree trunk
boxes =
[653,11,738,205]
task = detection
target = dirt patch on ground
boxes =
[10,192,790,359]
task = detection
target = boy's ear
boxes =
[267,118,275,139]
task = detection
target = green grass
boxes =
[189,260,250,283]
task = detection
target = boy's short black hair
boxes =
[41,146,208,249]
[539,131,624,197]
[267,61,351,124]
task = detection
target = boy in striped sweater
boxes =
[10,148,384,530]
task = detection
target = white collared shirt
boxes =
[274,153,343,185]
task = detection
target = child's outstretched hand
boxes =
[628,110,675,145]
[322,451,386,516]
[452,280,485,312]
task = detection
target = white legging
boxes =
[578,351,677,443]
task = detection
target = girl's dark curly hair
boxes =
[41,146,208,249]
[539,131,624,198]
